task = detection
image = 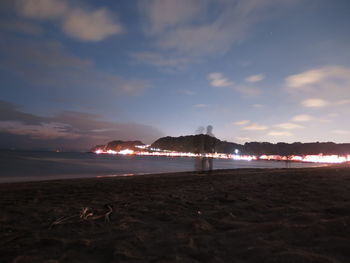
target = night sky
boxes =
[1,0,350,150]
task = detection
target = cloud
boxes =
[208,72,261,96]
[0,100,163,150]
[253,104,265,108]
[235,136,252,143]
[139,0,208,35]
[16,0,67,19]
[0,121,79,140]
[15,0,122,41]
[302,98,329,108]
[286,65,350,106]
[245,74,265,83]
[119,80,151,95]
[319,119,332,123]
[286,66,350,89]
[336,99,350,105]
[327,113,339,118]
[268,131,293,137]
[208,72,233,88]
[0,37,150,96]
[332,130,349,135]
[62,8,122,41]
[243,123,268,131]
[130,51,191,71]
[286,69,324,89]
[139,0,299,57]
[275,122,304,129]
[193,104,208,108]
[292,114,313,122]
[234,120,250,126]
[234,85,261,96]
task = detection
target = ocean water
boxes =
[0,150,326,183]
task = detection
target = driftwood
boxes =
[50,204,113,228]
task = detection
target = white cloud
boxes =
[62,8,122,41]
[139,0,299,57]
[208,72,233,88]
[336,99,350,105]
[234,120,250,126]
[235,136,252,143]
[327,113,339,118]
[234,85,261,96]
[275,122,304,130]
[286,65,350,106]
[15,0,122,41]
[286,66,350,89]
[16,0,67,19]
[268,131,293,137]
[0,101,164,149]
[302,98,329,108]
[0,38,150,96]
[0,120,79,140]
[292,114,313,122]
[245,74,265,83]
[243,123,268,131]
[286,69,324,89]
[332,130,349,135]
[208,72,260,96]
[119,80,151,95]
[139,0,207,35]
[319,119,332,123]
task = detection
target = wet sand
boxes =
[1,165,350,262]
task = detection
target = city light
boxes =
[94,147,350,164]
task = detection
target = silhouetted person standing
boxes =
[194,125,216,173]
[194,126,205,171]
[202,125,215,173]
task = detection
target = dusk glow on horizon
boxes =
[1,0,350,150]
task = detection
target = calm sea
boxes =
[0,150,326,183]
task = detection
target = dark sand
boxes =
[1,166,350,263]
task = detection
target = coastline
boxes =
[0,150,327,184]
[1,165,350,262]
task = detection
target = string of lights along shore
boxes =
[94,145,350,164]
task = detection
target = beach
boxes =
[1,166,350,263]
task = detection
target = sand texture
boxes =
[1,166,350,262]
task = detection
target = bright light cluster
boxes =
[94,148,255,160]
[301,154,350,163]
[94,147,350,164]
[259,154,350,164]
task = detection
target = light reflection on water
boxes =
[0,150,327,183]
[96,173,135,178]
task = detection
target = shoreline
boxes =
[1,165,350,262]
[0,161,331,184]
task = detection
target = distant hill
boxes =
[91,135,350,155]
[90,140,144,152]
[151,135,350,155]
[151,135,241,153]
